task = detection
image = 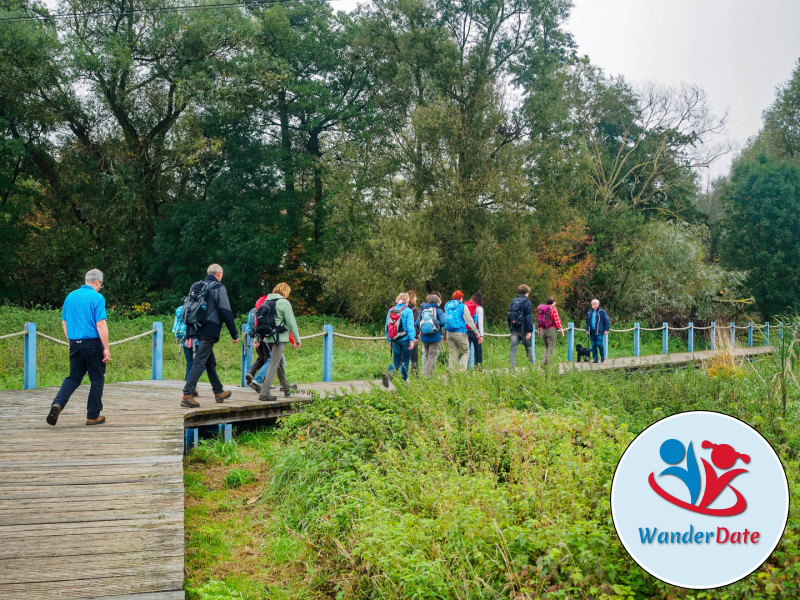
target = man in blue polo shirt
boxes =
[47,269,111,426]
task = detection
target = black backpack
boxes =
[508,297,528,333]
[181,281,215,327]
[254,299,287,337]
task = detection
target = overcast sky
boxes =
[567,0,800,180]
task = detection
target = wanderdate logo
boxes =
[611,412,789,589]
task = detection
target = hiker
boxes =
[444,290,482,371]
[508,284,534,367]
[416,293,446,377]
[172,304,202,399]
[537,296,564,366]
[257,283,302,402]
[407,290,421,376]
[181,264,239,408]
[585,298,610,363]
[464,293,485,370]
[46,269,111,427]
[245,293,296,393]
[382,292,417,386]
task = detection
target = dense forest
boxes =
[1,0,799,322]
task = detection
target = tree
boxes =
[720,153,800,317]
[762,58,800,162]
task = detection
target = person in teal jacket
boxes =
[257,282,302,401]
[382,292,417,386]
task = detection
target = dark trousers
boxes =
[183,336,224,395]
[183,343,193,380]
[248,339,271,377]
[53,338,106,420]
[409,342,419,376]
[388,340,411,381]
[467,330,482,367]
[590,333,605,362]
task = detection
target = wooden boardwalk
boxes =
[0,379,377,600]
[0,347,771,598]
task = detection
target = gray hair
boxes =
[85,269,103,284]
[425,294,441,305]
[591,298,600,306]
[207,264,223,276]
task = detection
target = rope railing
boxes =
[669,325,692,331]
[36,331,69,346]
[302,331,327,339]
[610,327,636,332]
[332,332,384,340]
[0,330,26,341]
[109,329,157,346]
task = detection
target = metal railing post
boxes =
[322,324,333,382]
[151,321,163,381]
[710,322,716,350]
[748,322,754,348]
[567,323,574,362]
[240,324,252,388]
[730,322,736,348]
[688,322,694,353]
[633,323,640,357]
[662,323,669,354]
[24,322,36,390]
[765,322,770,346]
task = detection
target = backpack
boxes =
[246,307,257,338]
[181,281,215,328]
[419,306,440,335]
[508,297,528,333]
[387,305,406,340]
[254,298,286,337]
[172,305,187,340]
[537,304,555,329]
[444,300,466,332]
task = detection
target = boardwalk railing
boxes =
[5,319,779,390]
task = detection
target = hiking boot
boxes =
[381,373,390,388]
[284,388,293,398]
[181,395,200,408]
[46,403,62,426]
[215,390,232,403]
[259,394,278,402]
[191,388,199,397]
[86,415,106,426]
[246,373,261,393]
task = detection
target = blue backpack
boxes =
[443,300,466,332]
[419,306,440,335]
[172,305,187,340]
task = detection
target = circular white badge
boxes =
[611,411,789,589]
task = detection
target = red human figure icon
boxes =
[698,441,750,511]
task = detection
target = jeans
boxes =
[540,328,558,365]
[183,336,224,396]
[388,339,411,381]
[446,331,470,371]
[467,329,482,367]
[255,355,286,384]
[509,332,534,366]
[248,339,271,379]
[53,338,106,419]
[259,342,290,398]
[421,341,441,377]
[590,333,605,362]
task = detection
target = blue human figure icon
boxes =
[658,439,701,505]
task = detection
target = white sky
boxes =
[567,0,800,180]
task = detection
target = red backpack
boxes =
[464,300,478,320]
[387,305,406,340]
[537,304,555,329]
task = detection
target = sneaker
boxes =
[215,390,232,403]
[381,373,390,388]
[86,415,106,426]
[181,395,200,408]
[246,374,261,393]
[259,394,278,402]
[284,388,293,398]
[46,403,62,426]
[191,388,199,397]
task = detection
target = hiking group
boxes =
[378,283,611,385]
[45,266,609,425]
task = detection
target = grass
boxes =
[0,306,762,390]
[182,342,800,600]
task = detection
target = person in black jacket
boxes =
[508,284,534,367]
[585,298,610,363]
[181,264,239,407]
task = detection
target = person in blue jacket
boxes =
[382,292,417,386]
[415,293,446,377]
[585,298,610,363]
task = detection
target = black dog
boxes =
[575,344,592,362]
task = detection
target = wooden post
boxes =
[633,323,640,357]
[567,322,574,362]
[184,428,198,454]
[765,322,770,346]
[748,322,754,348]
[710,322,716,350]
[322,324,333,382]
[151,321,163,381]
[240,324,252,388]
[24,322,36,390]
[730,322,736,348]
[603,332,608,361]
[218,423,232,442]
[688,322,694,353]
[662,323,669,355]
[532,325,536,365]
